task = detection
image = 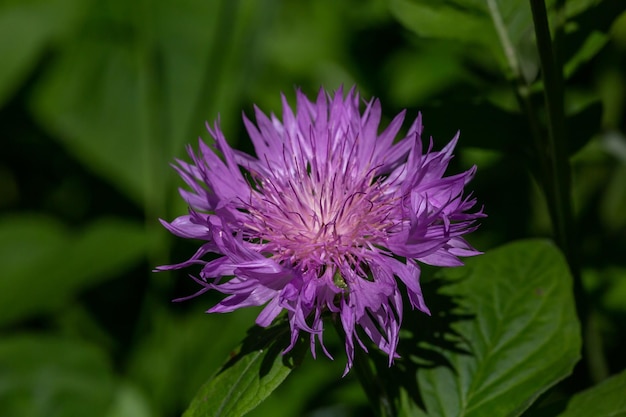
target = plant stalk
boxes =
[528,0,610,386]
[332,319,394,417]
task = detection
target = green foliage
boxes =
[29,0,271,209]
[388,0,534,78]
[0,0,86,107]
[1,0,625,416]
[0,334,115,417]
[0,215,148,326]
[182,323,304,417]
[412,240,580,416]
[127,308,260,416]
[557,368,626,417]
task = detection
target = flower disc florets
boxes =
[157,87,484,373]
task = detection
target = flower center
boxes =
[244,164,395,272]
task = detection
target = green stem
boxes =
[528,0,571,263]
[528,0,609,386]
[529,0,581,318]
[355,349,396,417]
[487,0,521,81]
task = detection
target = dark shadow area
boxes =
[367,273,474,414]
[217,318,304,379]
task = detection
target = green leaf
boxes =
[30,0,270,209]
[0,215,148,326]
[388,0,498,47]
[247,343,352,417]
[182,322,304,417]
[384,43,470,106]
[0,0,85,107]
[388,0,604,83]
[388,0,535,77]
[557,369,626,417]
[564,31,608,79]
[403,239,581,417]
[0,334,115,417]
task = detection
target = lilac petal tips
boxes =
[157,87,485,373]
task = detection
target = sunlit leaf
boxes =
[247,339,354,417]
[401,239,581,417]
[182,322,304,417]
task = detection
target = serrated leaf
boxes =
[405,239,581,417]
[0,334,115,417]
[0,215,148,326]
[182,323,304,417]
[557,369,626,417]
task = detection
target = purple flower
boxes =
[157,87,484,373]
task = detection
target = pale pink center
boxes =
[245,163,396,272]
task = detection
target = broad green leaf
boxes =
[0,215,148,326]
[182,322,304,417]
[403,239,581,417]
[557,369,626,417]
[0,0,85,107]
[30,0,270,209]
[0,334,115,417]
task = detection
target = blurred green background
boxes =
[1,0,625,416]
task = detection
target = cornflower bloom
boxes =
[157,87,484,373]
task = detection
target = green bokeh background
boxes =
[1,0,625,416]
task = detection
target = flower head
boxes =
[158,87,484,373]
